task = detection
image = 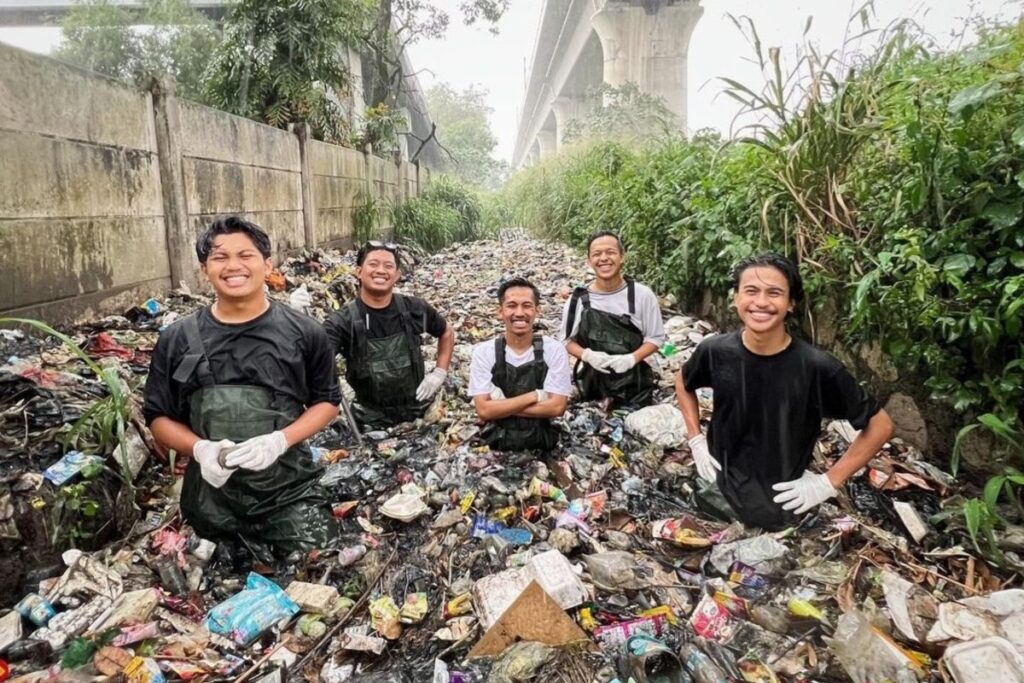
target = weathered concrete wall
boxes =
[0,44,168,321]
[0,43,427,323]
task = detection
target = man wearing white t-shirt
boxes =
[469,278,572,451]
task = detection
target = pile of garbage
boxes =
[1,235,1021,683]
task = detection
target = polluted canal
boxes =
[0,234,1022,683]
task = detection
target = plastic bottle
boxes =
[679,643,728,683]
[155,556,189,596]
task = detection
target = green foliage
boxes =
[55,0,219,101]
[353,191,387,245]
[561,83,680,148]
[204,0,373,142]
[392,176,489,252]
[426,82,508,189]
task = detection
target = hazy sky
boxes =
[2,0,1020,161]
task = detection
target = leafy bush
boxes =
[392,175,490,253]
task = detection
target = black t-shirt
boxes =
[683,330,880,527]
[143,302,341,426]
[323,294,447,361]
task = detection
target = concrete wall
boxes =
[0,42,428,323]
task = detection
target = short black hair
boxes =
[586,231,625,254]
[196,216,272,264]
[356,243,400,267]
[497,277,540,305]
[731,252,804,303]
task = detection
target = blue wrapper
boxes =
[206,572,299,645]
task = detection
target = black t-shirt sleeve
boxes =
[819,358,881,430]
[304,323,342,406]
[323,309,352,360]
[682,340,713,392]
[411,297,447,338]
[143,328,187,426]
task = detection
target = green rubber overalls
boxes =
[566,278,655,408]
[482,336,561,451]
[174,314,335,555]
[344,296,429,428]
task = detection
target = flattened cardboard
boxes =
[467,581,594,658]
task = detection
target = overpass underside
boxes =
[514,0,703,168]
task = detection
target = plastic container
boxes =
[943,637,1024,683]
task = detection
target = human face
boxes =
[499,287,538,338]
[588,236,624,282]
[201,232,272,302]
[734,265,794,334]
[357,248,399,296]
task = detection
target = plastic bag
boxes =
[624,404,688,447]
[582,551,648,591]
[206,572,299,645]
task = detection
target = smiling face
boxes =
[588,235,624,283]
[201,232,272,302]
[356,248,399,297]
[734,265,794,335]
[499,286,539,339]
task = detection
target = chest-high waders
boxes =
[345,296,428,428]
[566,278,655,408]
[482,336,561,452]
[174,314,335,557]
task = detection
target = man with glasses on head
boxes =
[324,241,455,428]
[561,231,666,409]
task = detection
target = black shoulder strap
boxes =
[626,276,636,316]
[172,313,215,387]
[565,286,590,338]
[532,335,545,362]
[532,335,547,390]
[348,300,366,355]
[493,336,507,376]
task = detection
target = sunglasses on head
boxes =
[357,241,400,266]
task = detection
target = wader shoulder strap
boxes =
[625,277,636,316]
[532,335,546,390]
[172,313,215,387]
[392,295,420,349]
[348,300,366,356]
[493,337,507,376]
[565,286,590,338]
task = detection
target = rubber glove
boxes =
[489,387,506,400]
[772,470,837,514]
[581,348,613,374]
[192,439,236,488]
[688,434,721,483]
[606,353,638,374]
[535,389,549,402]
[225,431,289,471]
[416,367,447,401]
[288,285,312,312]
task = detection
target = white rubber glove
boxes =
[225,431,289,471]
[535,389,549,403]
[192,439,236,488]
[606,353,638,374]
[772,470,837,514]
[489,387,506,400]
[688,434,721,483]
[581,348,613,374]
[416,367,447,401]
[288,285,311,312]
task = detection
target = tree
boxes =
[426,82,507,188]
[562,83,680,147]
[56,0,219,102]
[203,0,374,143]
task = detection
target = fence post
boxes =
[293,123,317,249]
[147,76,196,291]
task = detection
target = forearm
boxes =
[565,340,585,360]
[281,402,339,447]
[150,417,202,456]
[675,372,702,437]
[826,409,894,487]
[435,325,455,371]
[475,392,538,421]
[516,395,568,418]
[632,341,659,362]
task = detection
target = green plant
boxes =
[392,175,489,252]
[353,191,385,244]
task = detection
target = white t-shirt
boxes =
[469,336,573,397]
[559,281,666,347]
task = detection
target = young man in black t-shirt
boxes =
[323,242,454,428]
[144,216,342,555]
[675,253,894,529]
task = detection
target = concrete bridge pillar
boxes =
[537,129,558,159]
[591,0,703,127]
[552,96,596,150]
